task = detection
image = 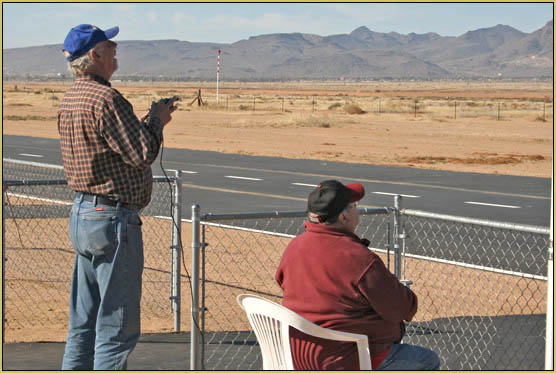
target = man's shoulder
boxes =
[289,230,375,257]
[82,79,119,98]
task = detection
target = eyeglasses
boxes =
[346,201,358,210]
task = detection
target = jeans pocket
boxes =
[76,210,119,258]
[126,213,144,275]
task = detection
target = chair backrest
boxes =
[237,294,372,370]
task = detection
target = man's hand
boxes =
[150,97,179,127]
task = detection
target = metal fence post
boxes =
[171,171,183,332]
[393,195,402,279]
[190,204,202,370]
[2,185,6,343]
[200,224,207,369]
[546,171,553,370]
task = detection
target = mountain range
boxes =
[3,20,553,80]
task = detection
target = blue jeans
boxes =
[376,344,440,370]
[62,195,144,370]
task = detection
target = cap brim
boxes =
[346,182,365,202]
[104,26,119,40]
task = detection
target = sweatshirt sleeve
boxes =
[357,255,418,323]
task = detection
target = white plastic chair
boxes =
[237,294,372,370]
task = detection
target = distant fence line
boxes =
[3,82,553,121]
[197,94,553,121]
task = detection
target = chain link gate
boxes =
[191,200,550,370]
[194,208,394,370]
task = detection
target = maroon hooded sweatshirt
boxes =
[275,221,417,370]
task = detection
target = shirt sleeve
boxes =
[357,255,418,323]
[98,92,163,168]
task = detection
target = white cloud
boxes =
[203,11,335,37]
[112,4,138,13]
[146,11,159,24]
[172,12,195,25]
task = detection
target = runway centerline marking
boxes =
[292,183,317,187]
[167,169,197,174]
[225,175,263,181]
[19,153,43,158]
[465,201,521,209]
[179,161,548,200]
[373,192,420,198]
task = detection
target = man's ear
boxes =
[340,211,348,224]
[89,48,101,60]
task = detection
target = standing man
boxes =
[275,180,440,370]
[58,24,178,370]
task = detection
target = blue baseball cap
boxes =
[63,24,119,61]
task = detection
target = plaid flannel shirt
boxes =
[58,74,163,208]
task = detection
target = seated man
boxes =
[275,180,440,370]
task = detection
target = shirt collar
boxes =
[76,73,111,87]
[304,220,356,238]
[304,221,370,247]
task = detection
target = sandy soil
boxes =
[2,80,553,178]
[2,81,551,345]
[3,215,546,343]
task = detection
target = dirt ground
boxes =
[2,81,552,346]
[3,214,546,343]
[2,80,553,178]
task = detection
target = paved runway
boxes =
[3,135,552,226]
[2,136,550,370]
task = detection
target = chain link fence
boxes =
[3,159,551,370]
[192,204,550,370]
[2,159,184,342]
[399,209,549,370]
[194,209,391,369]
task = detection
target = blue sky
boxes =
[2,3,553,49]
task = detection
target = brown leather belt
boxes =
[78,192,140,211]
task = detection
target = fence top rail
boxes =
[3,179,67,186]
[3,158,64,170]
[402,208,550,235]
[201,207,391,222]
[3,159,174,183]
[153,176,177,183]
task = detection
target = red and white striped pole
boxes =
[216,49,221,104]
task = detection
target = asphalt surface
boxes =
[2,314,547,370]
[2,135,550,370]
[3,135,552,226]
[3,135,551,277]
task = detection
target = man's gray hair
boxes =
[65,43,105,76]
[66,53,95,76]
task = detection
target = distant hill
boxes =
[3,20,553,80]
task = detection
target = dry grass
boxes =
[345,104,366,114]
[288,114,332,128]
[403,153,546,166]
[2,80,553,177]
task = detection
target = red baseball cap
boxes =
[307,180,365,222]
